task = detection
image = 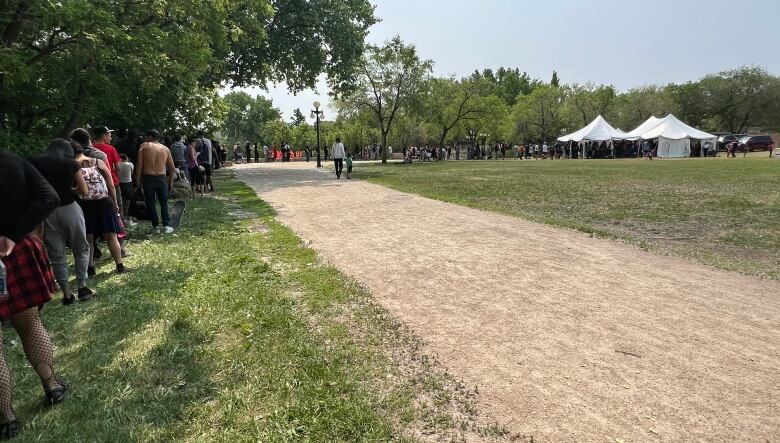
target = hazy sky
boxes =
[237,0,780,120]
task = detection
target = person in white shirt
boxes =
[542,142,549,159]
[332,137,346,179]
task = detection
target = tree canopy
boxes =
[0,0,376,151]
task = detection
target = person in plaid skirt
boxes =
[0,152,69,439]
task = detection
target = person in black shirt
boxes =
[0,152,69,439]
[29,139,94,304]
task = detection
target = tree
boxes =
[550,71,560,88]
[339,36,432,163]
[260,119,291,146]
[565,83,617,127]
[698,66,778,133]
[612,85,676,131]
[424,77,488,150]
[469,67,539,106]
[291,108,306,126]
[221,92,280,145]
[0,0,376,150]
[510,85,566,143]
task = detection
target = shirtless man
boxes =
[136,129,176,233]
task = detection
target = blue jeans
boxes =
[177,162,190,182]
[141,175,170,227]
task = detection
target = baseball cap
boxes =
[92,126,113,137]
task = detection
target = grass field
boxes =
[356,156,780,279]
[4,172,505,442]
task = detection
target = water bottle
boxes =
[0,260,7,302]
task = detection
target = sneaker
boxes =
[116,263,129,274]
[61,294,76,306]
[154,226,161,234]
[127,220,138,227]
[163,226,175,234]
[87,266,96,277]
[77,287,94,302]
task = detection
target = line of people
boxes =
[0,124,221,439]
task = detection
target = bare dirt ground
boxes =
[235,161,780,442]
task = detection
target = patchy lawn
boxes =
[5,171,516,442]
[356,156,780,279]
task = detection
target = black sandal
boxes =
[0,420,20,440]
[44,379,68,407]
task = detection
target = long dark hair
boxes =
[46,138,76,160]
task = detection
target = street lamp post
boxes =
[310,101,324,168]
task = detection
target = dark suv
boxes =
[717,134,745,149]
[737,135,775,151]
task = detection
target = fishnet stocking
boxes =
[9,309,62,393]
[0,327,15,422]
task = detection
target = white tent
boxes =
[558,115,626,159]
[558,115,627,142]
[625,114,716,158]
[622,116,662,140]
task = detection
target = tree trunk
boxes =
[381,130,388,163]
[438,126,448,154]
[61,82,86,137]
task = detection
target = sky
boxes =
[237,0,780,121]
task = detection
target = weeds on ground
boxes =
[4,171,524,442]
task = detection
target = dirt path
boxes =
[235,162,780,442]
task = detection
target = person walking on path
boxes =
[346,152,354,179]
[0,151,70,440]
[332,137,346,179]
[136,130,176,234]
[29,139,94,304]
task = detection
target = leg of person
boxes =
[142,177,159,228]
[9,309,67,404]
[157,177,171,229]
[115,185,123,221]
[103,233,125,273]
[0,326,18,434]
[64,203,91,297]
[42,210,71,301]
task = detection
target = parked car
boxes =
[717,134,745,150]
[737,135,775,152]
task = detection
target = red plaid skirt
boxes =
[0,235,54,320]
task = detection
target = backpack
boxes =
[80,158,109,200]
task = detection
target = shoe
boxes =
[44,379,68,406]
[87,266,96,277]
[61,294,76,306]
[116,264,129,274]
[0,420,20,440]
[127,220,137,227]
[163,226,174,234]
[154,226,161,234]
[77,287,94,302]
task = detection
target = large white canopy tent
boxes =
[624,114,717,158]
[621,116,662,140]
[557,115,627,158]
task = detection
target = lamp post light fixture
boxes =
[310,101,324,168]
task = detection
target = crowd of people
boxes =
[0,125,222,439]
